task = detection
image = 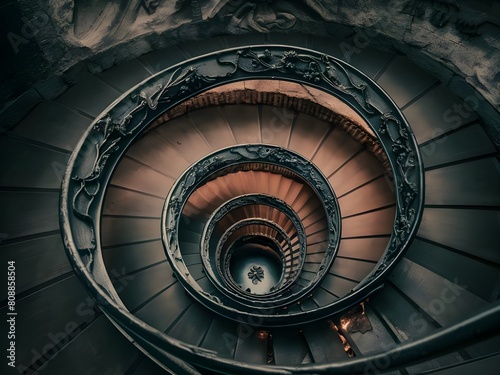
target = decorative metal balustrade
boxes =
[202,194,308,303]
[218,218,302,296]
[163,146,339,317]
[220,220,294,291]
[60,45,433,374]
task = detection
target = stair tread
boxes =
[272,328,310,365]
[302,320,349,362]
[406,238,500,302]
[11,100,91,151]
[103,239,165,275]
[0,191,59,240]
[420,123,496,168]
[138,44,185,72]
[200,317,239,359]
[39,316,140,375]
[189,107,237,150]
[156,116,213,162]
[329,257,376,284]
[55,73,121,118]
[0,137,69,189]
[288,113,331,159]
[376,56,438,108]
[101,216,160,247]
[389,258,489,326]
[341,207,395,238]
[312,287,338,306]
[312,127,364,177]
[110,157,175,198]
[233,329,270,364]
[126,131,191,179]
[135,282,192,332]
[260,105,295,147]
[116,262,175,312]
[319,274,357,298]
[338,176,395,217]
[6,275,92,367]
[340,304,397,356]
[403,84,478,144]
[337,237,390,262]
[103,186,164,217]
[370,284,465,373]
[425,157,500,206]
[0,234,72,295]
[328,150,385,196]
[417,208,500,264]
[98,58,152,93]
[168,303,215,346]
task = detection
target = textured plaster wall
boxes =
[1,0,499,146]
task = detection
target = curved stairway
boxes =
[102,103,394,323]
[1,33,499,375]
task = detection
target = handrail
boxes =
[200,194,309,307]
[163,145,340,318]
[217,218,296,292]
[61,45,424,373]
[105,294,500,375]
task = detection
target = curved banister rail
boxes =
[61,45,425,373]
[212,210,301,296]
[163,146,340,317]
[106,295,500,375]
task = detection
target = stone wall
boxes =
[1,0,498,146]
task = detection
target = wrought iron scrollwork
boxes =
[61,45,424,374]
[163,146,340,312]
[217,217,297,296]
[200,194,308,304]
[230,48,375,114]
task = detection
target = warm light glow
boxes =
[329,321,355,357]
[258,331,268,340]
[341,319,351,331]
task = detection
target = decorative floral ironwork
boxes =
[230,48,375,114]
[218,218,295,289]
[248,266,265,284]
[163,145,340,311]
[202,193,309,305]
[70,48,420,265]
[61,45,424,371]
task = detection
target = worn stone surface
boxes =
[1,0,498,145]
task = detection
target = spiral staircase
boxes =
[1,31,500,375]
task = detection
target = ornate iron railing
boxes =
[208,200,304,297]
[61,45,425,374]
[217,218,303,293]
[163,146,339,316]
[221,222,291,287]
